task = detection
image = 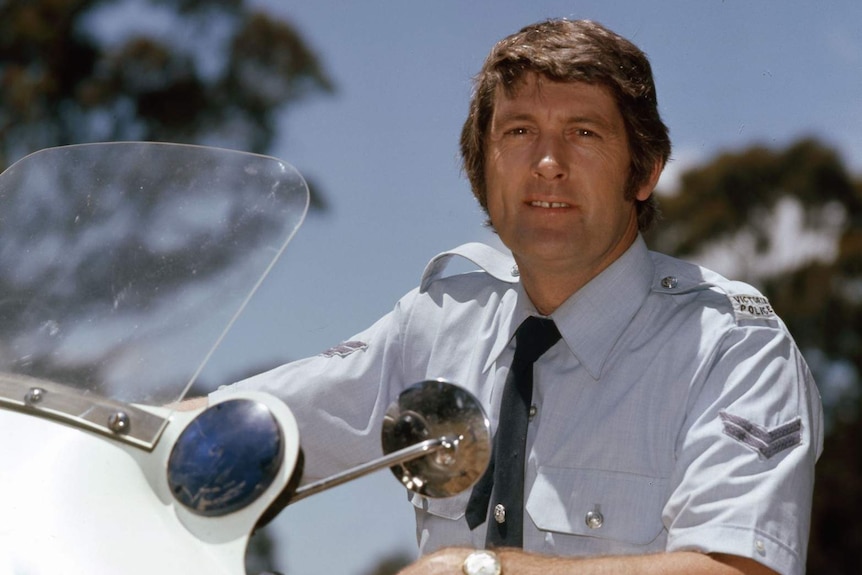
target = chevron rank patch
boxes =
[730,294,777,321]
[320,340,368,358]
[719,411,802,458]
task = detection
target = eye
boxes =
[505,127,531,136]
[574,128,596,138]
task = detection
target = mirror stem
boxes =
[289,435,456,504]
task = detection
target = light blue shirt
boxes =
[216,236,822,575]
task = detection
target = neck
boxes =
[518,266,592,315]
[517,233,639,315]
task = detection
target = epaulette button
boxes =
[661,276,678,289]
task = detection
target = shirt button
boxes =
[585,509,604,529]
[755,540,766,555]
[661,276,678,289]
[528,405,538,420]
[511,265,520,277]
[494,503,506,524]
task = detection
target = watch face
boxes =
[462,550,501,575]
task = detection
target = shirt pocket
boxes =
[525,466,668,546]
[410,490,470,520]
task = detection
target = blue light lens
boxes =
[168,399,284,516]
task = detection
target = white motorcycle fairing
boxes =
[0,391,298,574]
[0,143,308,574]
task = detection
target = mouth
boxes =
[529,200,571,209]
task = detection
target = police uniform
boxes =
[213,236,822,575]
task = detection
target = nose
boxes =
[532,136,567,181]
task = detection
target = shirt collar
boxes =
[483,235,654,379]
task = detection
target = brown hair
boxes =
[460,19,671,231]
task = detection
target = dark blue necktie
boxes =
[464,316,562,548]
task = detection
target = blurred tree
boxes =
[647,137,862,573]
[0,0,332,209]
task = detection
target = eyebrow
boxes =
[493,110,614,130]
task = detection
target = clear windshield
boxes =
[0,142,308,407]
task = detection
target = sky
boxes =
[184,1,862,573]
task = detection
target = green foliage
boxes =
[808,394,862,574]
[648,137,862,573]
[0,0,333,175]
[651,139,861,257]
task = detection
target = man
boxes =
[215,19,822,575]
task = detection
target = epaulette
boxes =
[420,242,520,293]
[650,252,778,323]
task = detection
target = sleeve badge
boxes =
[719,410,802,458]
[320,340,368,358]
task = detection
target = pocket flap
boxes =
[525,466,667,545]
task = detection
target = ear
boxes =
[634,160,663,202]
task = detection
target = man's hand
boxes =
[396,548,779,575]
[396,548,473,575]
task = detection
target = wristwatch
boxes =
[462,550,501,575]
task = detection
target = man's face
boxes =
[484,73,654,281]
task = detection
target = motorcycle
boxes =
[0,142,491,574]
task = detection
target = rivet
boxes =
[108,411,131,434]
[25,387,45,405]
[661,276,678,289]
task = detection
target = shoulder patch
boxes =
[320,340,368,358]
[729,294,777,321]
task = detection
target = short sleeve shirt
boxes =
[213,236,823,575]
